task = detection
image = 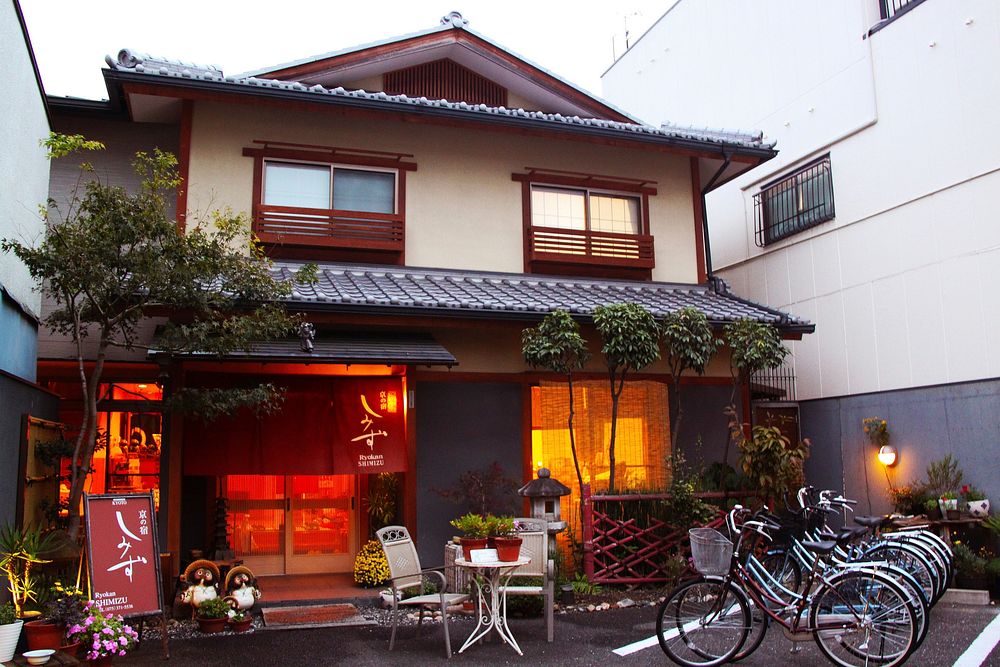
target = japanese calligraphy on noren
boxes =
[85,493,164,618]
[332,378,407,473]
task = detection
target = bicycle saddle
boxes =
[801,539,837,555]
[853,515,889,528]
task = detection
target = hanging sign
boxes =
[332,377,407,473]
[84,492,164,617]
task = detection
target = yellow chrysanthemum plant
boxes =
[353,539,390,587]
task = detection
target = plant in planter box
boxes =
[0,602,23,663]
[66,601,138,662]
[952,542,988,589]
[960,485,990,518]
[0,523,56,618]
[196,596,232,634]
[227,608,253,633]
[26,581,88,652]
[888,484,927,516]
[939,491,960,519]
[924,498,942,520]
[488,516,522,562]
[450,513,488,560]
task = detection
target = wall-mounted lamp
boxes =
[877,445,898,467]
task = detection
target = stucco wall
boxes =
[799,379,1000,516]
[185,101,700,283]
[414,381,524,566]
[604,0,1000,400]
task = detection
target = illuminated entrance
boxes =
[225,474,357,575]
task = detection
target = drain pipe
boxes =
[700,150,733,286]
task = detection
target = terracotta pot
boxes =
[24,619,64,650]
[196,616,228,634]
[229,617,253,633]
[946,509,961,520]
[460,537,488,561]
[925,505,942,520]
[494,537,523,562]
[61,639,83,659]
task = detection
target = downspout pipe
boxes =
[700,150,734,283]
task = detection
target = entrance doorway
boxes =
[225,475,357,575]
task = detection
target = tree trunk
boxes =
[669,375,683,472]
[607,371,626,493]
[67,335,110,540]
[566,374,585,500]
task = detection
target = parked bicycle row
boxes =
[657,486,953,667]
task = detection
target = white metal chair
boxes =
[376,525,469,658]
[498,517,555,641]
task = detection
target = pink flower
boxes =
[119,637,128,645]
[102,627,114,634]
[84,617,94,626]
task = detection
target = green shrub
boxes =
[0,602,15,625]
[197,597,231,619]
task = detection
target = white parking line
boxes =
[953,612,1000,667]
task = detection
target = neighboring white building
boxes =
[604,0,1000,511]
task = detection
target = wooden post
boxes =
[582,484,594,580]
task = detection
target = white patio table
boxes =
[454,553,531,656]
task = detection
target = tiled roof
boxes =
[272,262,813,333]
[149,333,457,366]
[104,51,776,154]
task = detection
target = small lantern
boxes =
[518,468,571,532]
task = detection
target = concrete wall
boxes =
[0,373,60,530]
[414,381,524,566]
[798,379,1000,515]
[186,100,701,284]
[0,294,38,380]
[603,0,1000,401]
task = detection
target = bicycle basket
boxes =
[689,527,734,575]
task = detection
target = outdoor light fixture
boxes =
[877,445,898,467]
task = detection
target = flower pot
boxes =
[229,617,253,633]
[946,509,961,520]
[196,616,228,634]
[967,499,990,518]
[559,584,575,606]
[493,537,523,562]
[459,537,488,561]
[24,620,63,651]
[89,655,114,667]
[60,640,83,659]
[0,620,23,663]
[925,505,942,520]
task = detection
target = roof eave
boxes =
[103,70,778,161]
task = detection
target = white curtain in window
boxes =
[531,187,586,229]
[590,194,639,234]
[264,162,331,209]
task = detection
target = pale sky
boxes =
[21,0,674,102]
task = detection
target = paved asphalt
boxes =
[117,602,1000,666]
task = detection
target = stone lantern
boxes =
[517,468,571,533]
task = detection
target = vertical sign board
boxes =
[84,493,164,618]
[332,377,407,474]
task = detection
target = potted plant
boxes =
[952,542,988,590]
[450,513,488,560]
[939,492,960,520]
[227,608,253,633]
[488,516,523,562]
[924,498,942,520]
[47,582,87,657]
[961,485,990,518]
[65,601,138,666]
[352,539,390,588]
[195,597,231,634]
[0,523,55,619]
[0,602,23,663]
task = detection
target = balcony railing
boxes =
[527,226,654,268]
[253,204,404,252]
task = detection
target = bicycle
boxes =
[657,507,919,667]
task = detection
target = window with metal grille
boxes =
[753,155,834,246]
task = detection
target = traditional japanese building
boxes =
[39,13,811,575]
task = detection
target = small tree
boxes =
[661,307,721,460]
[593,303,661,493]
[521,310,591,500]
[2,134,302,537]
[721,318,789,471]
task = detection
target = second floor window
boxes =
[263,161,397,214]
[754,154,834,246]
[530,186,641,237]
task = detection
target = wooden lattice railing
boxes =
[253,204,404,251]
[581,485,761,585]
[528,226,654,268]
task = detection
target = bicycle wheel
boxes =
[760,549,802,595]
[810,570,916,667]
[863,542,939,605]
[731,596,769,663]
[657,577,751,667]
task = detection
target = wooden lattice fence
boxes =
[581,485,760,585]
